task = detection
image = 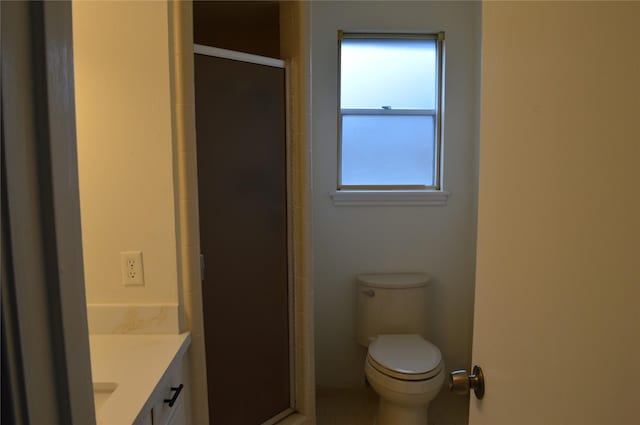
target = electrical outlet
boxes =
[121,251,144,286]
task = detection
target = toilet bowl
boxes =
[365,334,445,425]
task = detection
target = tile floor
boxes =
[316,386,379,425]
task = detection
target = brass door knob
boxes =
[448,365,484,399]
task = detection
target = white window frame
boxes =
[332,31,450,206]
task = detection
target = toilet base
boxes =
[377,398,429,425]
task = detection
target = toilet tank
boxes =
[355,273,430,347]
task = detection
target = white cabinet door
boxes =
[167,400,185,425]
[470,2,640,424]
[133,411,153,425]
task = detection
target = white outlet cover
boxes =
[121,251,144,286]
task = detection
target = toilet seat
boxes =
[368,334,443,381]
[368,355,443,381]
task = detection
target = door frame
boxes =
[1,1,95,423]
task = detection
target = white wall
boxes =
[73,1,179,305]
[311,2,480,424]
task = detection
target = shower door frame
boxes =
[193,43,296,425]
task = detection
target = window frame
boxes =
[337,31,446,192]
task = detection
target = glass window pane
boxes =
[341,38,437,110]
[341,115,435,186]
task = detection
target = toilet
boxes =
[356,273,445,425]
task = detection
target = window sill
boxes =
[330,190,450,206]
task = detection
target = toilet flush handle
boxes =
[448,365,485,399]
[361,289,375,297]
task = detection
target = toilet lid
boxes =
[368,335,442,379]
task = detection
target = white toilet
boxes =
[356,273,445,425]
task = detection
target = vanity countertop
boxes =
[89,333,191,425]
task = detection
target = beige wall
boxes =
[311,2,480,424]
[73,1,179,305]
[471,2,640,424]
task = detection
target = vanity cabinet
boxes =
[132,353,188,425]
[90,334,191,425]
[134,411,152,425]
[151,354,187,425]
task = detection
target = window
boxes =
[334,32,447,205]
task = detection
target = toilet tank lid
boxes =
[357,273,430,288]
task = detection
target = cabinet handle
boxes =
[163,384,184,407]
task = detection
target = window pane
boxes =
[341,38,437,110]
[341,115,435,186]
